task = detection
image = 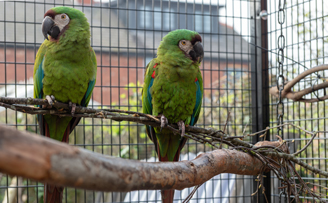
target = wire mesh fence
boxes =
[265,0,328,202]
[0,0,327,202]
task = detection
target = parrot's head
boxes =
[158,29,204,64]
[42,6,89,41]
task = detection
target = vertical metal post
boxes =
[251,0,270,202]
[260,0,270,201]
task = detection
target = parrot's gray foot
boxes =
[177,120,185,137]
[45,95,55,106]
[69,102,76,116]
[160,115,168,131]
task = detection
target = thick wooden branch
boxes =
[0,124,266,192]
[269,64,328,102]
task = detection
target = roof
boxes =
[0,0,137,52]
[0,0,250,61]
[130,24,250,61]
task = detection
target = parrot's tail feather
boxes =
[157,144,181,162]
[43,119,70,143]
[158,142,182,203]
[44,184,64,203]
[161,190,175,203]
[37,114,45,135]
[159,155,169,162]
[42,120,70,203]
[61,124,71,143]
[44,121,49,137]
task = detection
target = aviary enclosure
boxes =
[0,0,327,202]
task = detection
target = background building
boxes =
[0,0,250,105]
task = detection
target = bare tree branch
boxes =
[269,64,328,102]
[0,97,250,148]
[0,97,327,178]
[0,124,270,192]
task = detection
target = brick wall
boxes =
[0,47,249,105]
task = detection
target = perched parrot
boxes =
[33,6,97,203]
[142,29,204,203]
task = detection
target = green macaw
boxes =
[33,6,97,203]
[142,29,204,203]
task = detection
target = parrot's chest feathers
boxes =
[42,60,92,104]
[151,65,198,123]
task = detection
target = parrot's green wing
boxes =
[142,59,159,154]
[80,49,97,107]
[33,43,47,135]
[33,43,47,100]
[142,60,155,116]
[190,70,203,126]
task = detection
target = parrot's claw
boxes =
[69,102,76,116]
[177,121,185,138]
[160,115,168,131]
[45,95,55,106]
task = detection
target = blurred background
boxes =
[0,0,327,202]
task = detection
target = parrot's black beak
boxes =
[189,42,204,63]
[42,16,60,40]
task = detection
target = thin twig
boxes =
[242,122,249,136]
[223,110,231,133]
[247,123,316,137]
[292,132,318,156]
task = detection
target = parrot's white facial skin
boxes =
[176,37,203,63]
[178,40,193,54]
[54,14,70,31]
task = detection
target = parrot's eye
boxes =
[178,40,192,54]
[53,14,70,32]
